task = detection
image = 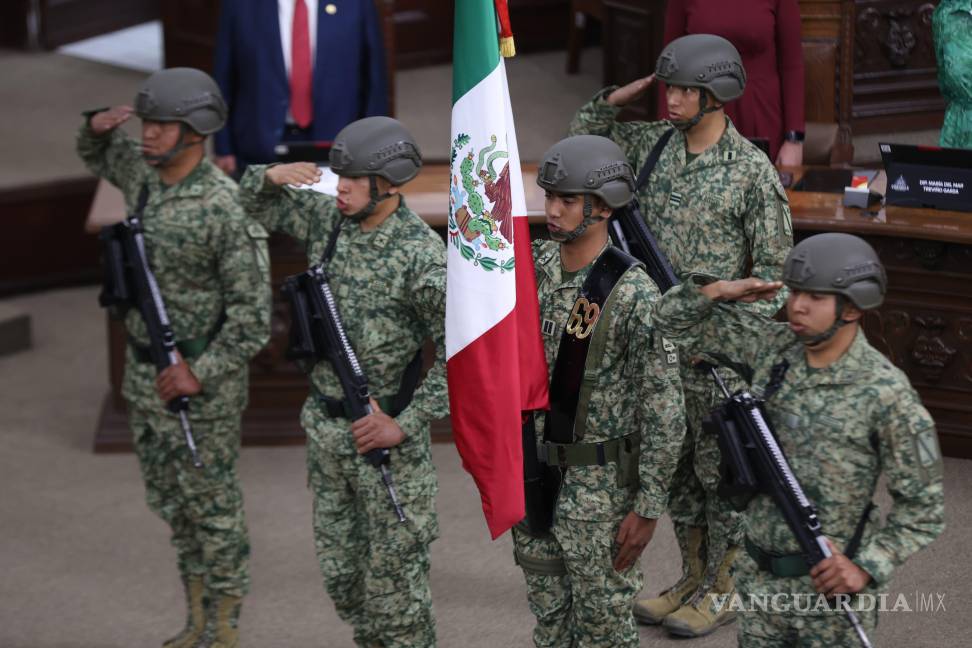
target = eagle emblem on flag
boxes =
[449,133,516,273]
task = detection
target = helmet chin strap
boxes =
[344,175,394,222]
[670,92,721,132]
[550,195,604,243]
[141,124,203,167]
[798,295,851,347]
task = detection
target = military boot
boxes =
[163,577,208,648]
[633,526,705,624]
[203,594,242,648]
[663,545,740,637]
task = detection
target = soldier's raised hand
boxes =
[699,277,784,303]
[89,105,134,136]
[607,75,656,107]
[265,162,322,187]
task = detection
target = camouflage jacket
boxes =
[568,89,792,318]
[238,165,448,454]
[77,125,272,419]
[655,283,946,601]
[533,240,685,521]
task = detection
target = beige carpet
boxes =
[0,285,968,647]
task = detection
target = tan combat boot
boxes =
[663,545,740,637]
[633,526,705,624]
[163,577,207,648]
[205,594,242,648]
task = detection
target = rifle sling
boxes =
[312,348,425,420]
[745,502,876,578]
[544,247,640,444]
[635,128,676,192]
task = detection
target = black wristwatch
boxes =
[784,130,805,143]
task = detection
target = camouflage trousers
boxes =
[306,413,439,648]
[738,606,878,647]
[512,517,644,648]
[130,409,250,597]
[667,385,745,591]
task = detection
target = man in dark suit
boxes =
[213,0,389,175]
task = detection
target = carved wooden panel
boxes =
[602,0,667,122]
[852,0,944,133]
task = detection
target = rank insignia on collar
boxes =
[669,191,683,208]
[542,319,556,337]
[724,150,737,161]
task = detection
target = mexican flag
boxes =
[446,0,549,539]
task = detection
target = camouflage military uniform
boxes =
[654,282,946,646]
[569,92,793,596]
[76,125,272,599]
[512,240,685,647]
[239,166,447,647]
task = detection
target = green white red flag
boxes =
[446,0,549,539]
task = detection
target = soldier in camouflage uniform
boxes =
[238,116,447,647]
[653,233,946,646]
[568,34,793,636]
[511,135,685,647]
[76,68,272,648]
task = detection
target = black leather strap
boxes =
[544,247,639,444]
[634,128,676,192]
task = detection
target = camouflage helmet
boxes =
[782,233,887,310]
[655,34,747,103]
[134,67,227,135]
[329,116,422,186]
[536,135,635,208]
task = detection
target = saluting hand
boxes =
[607,74,656,107]
[613,512,658,572]
[810,538,872,596]
[156,350,203,402]
[265,162,322,187]
[351,398,406,454]
[89,105,133,136]
[700,278,784,303]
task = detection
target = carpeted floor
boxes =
[0,287,968,648]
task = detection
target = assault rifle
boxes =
[98,187,203,468]
[611,204,872,647]
[608,201,679,293]
[282,264,406,523]
[708,371,873,648]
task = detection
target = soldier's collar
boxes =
[554,241,610,287]
[796,326,870,386]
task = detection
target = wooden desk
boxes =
[95,164,972,458]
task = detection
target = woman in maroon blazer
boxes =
[659,0,806,165]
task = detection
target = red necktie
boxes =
[290,0,313,128]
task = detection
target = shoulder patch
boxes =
[912,426,943,482]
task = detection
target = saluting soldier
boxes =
[77,68,272,648]
[237,116,447,647]
[512,135,685,647]
[652,233,946,646]
[569,34,794,637]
